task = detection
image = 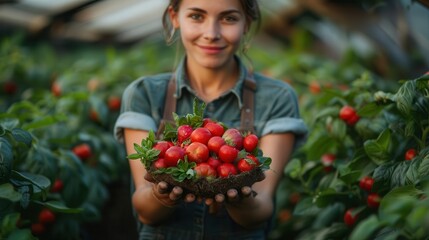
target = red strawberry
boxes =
[222,128,243,150]
[177,125,193,143]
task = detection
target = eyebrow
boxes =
[186,7,242,15]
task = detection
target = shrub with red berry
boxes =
[128,100,271,198]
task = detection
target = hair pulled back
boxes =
[162,0,261,45]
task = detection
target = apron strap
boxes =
[156,74,177,139]
[240,73,256,133]
[156,72,256,138]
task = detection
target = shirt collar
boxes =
[174,55,249,108]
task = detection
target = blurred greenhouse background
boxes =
[1,0,429,240]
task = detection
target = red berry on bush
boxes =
[344,208,358,226]
[51,81,61,97]
[72,143,92,160]
[321,153,336,172]
[405,148,417,161]
[367,192,381,208]
[3,81,18,94]
[359,176,374,192]
[107,96,121,111]
[50,179,64,193]
[89,109,100,122]
[309,81,321,94]
[339,105,360,126]
[31,222,46,235]
[38,208,56,224]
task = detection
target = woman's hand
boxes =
[203,186,256,206]
[151,181,197,207]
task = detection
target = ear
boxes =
[168,6,180,29]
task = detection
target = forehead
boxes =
[178,0,244,13]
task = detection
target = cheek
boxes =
[180,25,200,42]
[224,28,245,46]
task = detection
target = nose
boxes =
[203,20,220,40]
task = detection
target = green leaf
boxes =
[313,188,340,208]
[0,137,13,183]
[0,118,19,132]
[364,129,391,165]
[6,229,37,240]
[395,80,414,117]
[349,215,381,240]
[34,200,82,213]
[284,158,301,179]
[0,183,22,202]
[311,202,345,229]
[11,171,50,192]
[10,128,32,147]
[22,115,67,130]
[418,149,429,179]
[330,118,347,140]
[293,197,320,216]
[357,102,384,117]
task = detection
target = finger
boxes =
[184,193,196,203]
[241,186,252,198]
[169,186,183,201]
[157,181,169,194]
[205,198,214,206]
[227,189,239,202]
[215,194,225,203]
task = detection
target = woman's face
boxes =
[169,0,247,70]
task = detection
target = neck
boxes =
[186,58,239,102]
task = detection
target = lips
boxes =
[198,45,226,54]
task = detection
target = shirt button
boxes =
[207,104,215,112]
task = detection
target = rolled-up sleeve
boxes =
[262,117,308,148]
[114,112,157,143]
[259,80,308,148]
[113,77,158,143]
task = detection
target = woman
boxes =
[114,0,308,239]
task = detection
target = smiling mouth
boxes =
[198,45,225,54]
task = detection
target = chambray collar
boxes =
[174,55,249,108]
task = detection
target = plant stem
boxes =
[421,126,429,149]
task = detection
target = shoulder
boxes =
[123,73,172,95]
[126,72,171,88]
[253,72,298,99]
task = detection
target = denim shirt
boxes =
[114,56,308,240]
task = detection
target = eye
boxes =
[222,15,240,23]
[189,13,203,21]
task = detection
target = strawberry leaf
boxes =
[153,159,196,182]
[127,130,159,167]
[172,98,205,128]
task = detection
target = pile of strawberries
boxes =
[128,100,270,197]
[153,119,262,179]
